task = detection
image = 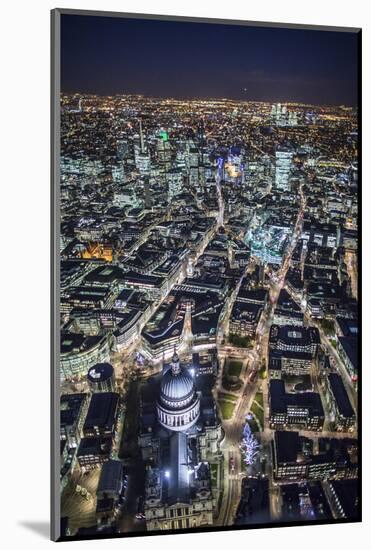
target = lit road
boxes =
[254,179,307,367]
[215,182,307,526]
[215,355,263,526]
[216,449,241,526]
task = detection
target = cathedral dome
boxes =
[159,351,196,409]
[160,367,195,409]
[157,350,200,432]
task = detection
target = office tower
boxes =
[275,148,293,191]
[168,169,183,201]
[157,133,172,173]
[139,118,145,153]
[116,139,128,160]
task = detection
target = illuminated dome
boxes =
[157,351,200,432]
[160,358,195,409]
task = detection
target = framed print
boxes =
[51,9,361,542]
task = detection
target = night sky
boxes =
[61,14,359,106]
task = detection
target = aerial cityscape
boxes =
[57,14,359,539]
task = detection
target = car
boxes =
[136,496,144,515]
[249,370,257,383]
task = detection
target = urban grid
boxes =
[55,6,363,535]
[58,92,359,537]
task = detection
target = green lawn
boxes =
[227,360,243,377]
[219,400,236,420]
[229,334,254,348]
[222,376,243,392]
[321,319,335,336]
[254,392,264,409]
[250,401,264,428]
[218,392,237,419]
[218,392,238,403]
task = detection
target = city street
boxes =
[56,80,359,536]
[215,180,307,525]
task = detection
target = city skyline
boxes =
[59,91,358,108]
[55,11,359,542]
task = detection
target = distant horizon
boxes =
[61,91,356,110]
[61,14,359,107]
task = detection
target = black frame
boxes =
[51,8,362,542]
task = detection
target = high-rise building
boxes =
[157,132,172,173]
[139,119,145,153]
[112,163,126,185]
[168,168,183,201]
[116,139,128,160]
[135,119,151,175]
[275,148,293,191]
[271,103,298,127]
[135,146,151,175]
[197,120,208,165]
